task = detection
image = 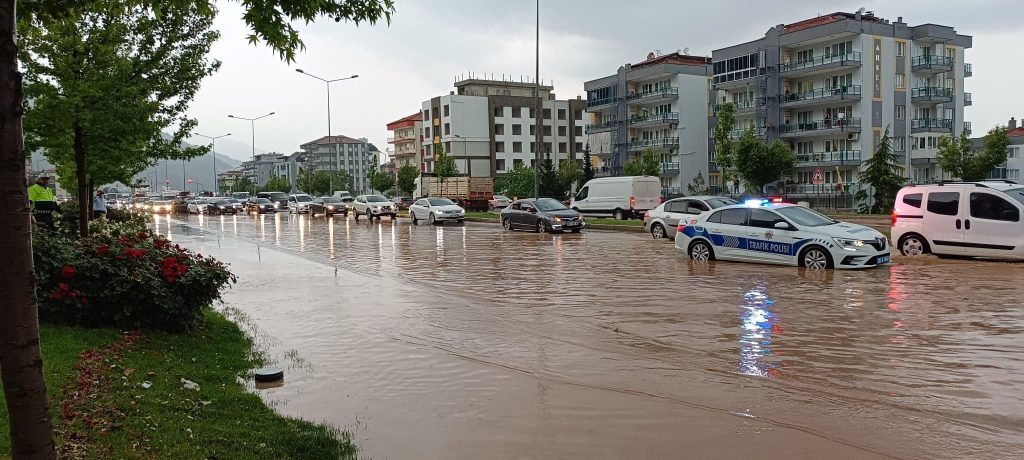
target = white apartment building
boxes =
[712,10,972,194]
[420,78,586,178]
[300,136,380,193]
[584,52,713,197]
[241,153,286,187]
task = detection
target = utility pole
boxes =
[195,132,231,194]
[533,0,541,199]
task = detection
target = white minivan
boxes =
[571,176,662,220]
[892,181,1024,259]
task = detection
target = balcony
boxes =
[964,63,973,77]
[780,51,862,76]
[585,119,618,133]
[714,100,757,116]
[660,162,680,177]
[627,137,680,151]
[781,85,861,108]
[586,97,616,110]
[628,112,679,128]
[627,87,679,105]
[911,118,953,134]
[594,167,615,177]
[910,86,953,105]
[964,92,972,107]
[730,127,767,139]
[964,121,972,136]
[795,150,862,166]
[661,186,682,197]
[911,55,953,74]
[780,118,861,138]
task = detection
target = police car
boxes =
[674,200,890,269]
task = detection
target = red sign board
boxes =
[812,168,825,186]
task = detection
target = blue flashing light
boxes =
[744,199,770,207]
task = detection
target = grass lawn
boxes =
[465,211,644,227]
[1,311,356,459]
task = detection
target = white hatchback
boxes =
[675,201,890,269]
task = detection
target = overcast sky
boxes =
[185,0,1023,161]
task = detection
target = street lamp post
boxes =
[295,69,358,194]
[195,132,231,195]
[534,0,540,199]
[228,112,275,194]
[453,134,468,177]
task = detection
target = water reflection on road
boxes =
[158,213,1024,460]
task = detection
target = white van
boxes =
[571,176,662,220]
[892,181,1024,259]
[332,190,352,199]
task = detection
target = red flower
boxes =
[136,231,148,239]
[96,245,110,255]
[61,266,76,278]
[153,239,169,250]
[158,257,188,283]
[122,248,147,260]
[58,282,70,290]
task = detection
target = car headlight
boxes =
[327,205,335,210]
[833,238,867,248]
[274,202,280,208]
[551,216,562,222]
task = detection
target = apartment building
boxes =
[420,78,586,178]
[711,10,972,193]
[584,52,713,197]
[300,135,380,193]
[217,169,244,193]
[975,117,1024,182]
[241,153,286,187]
[386,113,424,171]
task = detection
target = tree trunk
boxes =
[74,124,87,237]
[0,0,58,458]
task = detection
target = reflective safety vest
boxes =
[28,183,57,213]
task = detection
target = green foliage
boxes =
[734,128,796,192]
[396,164,419,196]
[495,164,536,199]
[623,148,662,177]
[687,172,710,195]
[433,143,459,183]
[296,168,351,196]
[230,176,255,194]
[371,172,395,195]
[54,200,148,239]
[713,102,737,172]
[937,126,1011,181]
[581,151,595,183]
[855,127,905,214]
[557,158,583,195]
[261,176,292,193]
[33,224,236,331]
[537,154,562,198]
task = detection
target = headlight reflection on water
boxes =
[738,286,782,378]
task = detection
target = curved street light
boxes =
[228,112,275,193]
[296,70,359,193]
[195,132,231,195]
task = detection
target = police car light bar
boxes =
[744,199,770,207]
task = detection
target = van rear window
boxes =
[902,193,923,208]
[926,192,960,216]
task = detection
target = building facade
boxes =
[976,117,1024,182]
[300,136,380,193]
[386,113,423,172]
[711,11,972,194]
[585,52,713,197]
[241,153,286,187]
[217,169,244,193]
[420,78,587,179]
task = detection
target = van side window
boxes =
[926,192,960,216]
[902,193,923,208]
[970,193,1020,222]
[575,187,589,200]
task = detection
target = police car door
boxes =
[705,208,749,259]
[746,209,798,264]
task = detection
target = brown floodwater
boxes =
[157,213,1024,459]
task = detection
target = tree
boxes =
[1,2,395,458]
[433,143,458,184]
[581,149,595,183]
[372,171,395,196]
[396,164,418,196]
[937,126,1010,181]
[856,127,905,214]
[495,164,536,199]
[536,154,561,198]
[623,148,662,177]
[262,176,291,193]
[230,176,255,194]
[687,172,710,195]
[557,158,583,196]
[734,128,796,193]
[713,102,737,176]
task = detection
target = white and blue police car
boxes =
[674,200,890,269]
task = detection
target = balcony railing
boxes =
[911,118,954,131]
[910,86,953,102]
[911,55,953,72]
[585,119,618,133]
[730,127,766,138]
[713,100,757,115]
[628,112,679,126]
[964,92,972,106]
[780,51,862,73]
[796,150,862,164]
[661,187,682,197]
[627,137,680,151]
[780,118,861,136]
[964,121,973,136]
[627,87,679,103]
[587,97,615,109]
[964,63,973,77]
[782,85,861,105]
[661,162,680,175]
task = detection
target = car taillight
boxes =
[891,210,898,226]
[677,223,685,234]
[644,210,650,220]
[658,196,663,204]
[629,196,635,209]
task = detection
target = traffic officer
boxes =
[28,173,58,229]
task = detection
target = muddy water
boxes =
[160,214,1024,459]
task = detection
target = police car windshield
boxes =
[775,206,836,227]
[1005,188,1024,206]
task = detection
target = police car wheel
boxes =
[651,223,666,239]
[689,241,713,262]
[800,247,833,270]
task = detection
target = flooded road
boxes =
[160,213,1024,459]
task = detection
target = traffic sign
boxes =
[812,168,825,185]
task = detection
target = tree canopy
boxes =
[937,127,1010,181]
[495,164,535,199]
[623,148,661,177]
[712,102,737,177]
[433,143,458,183]
[396,163,418,196]
[855,127,905,214]
[733,128,795,192]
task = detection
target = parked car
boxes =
[500,198,585,233]
[340,196,355,213]
[409,198,465,225]
[150,200,172,214]
[310,196,348,217]
[353,194,397,220]
[570,176,662,220]
[225,198,245,211]
[246,198,276,214]
[644,196,739,240]
[256,191,289,211]
[288,194,315,213]
[892,181,1024,260]
[391,196,414,210]
[208,199,237,215]
[489,194,511,211]
[186,200,211,214]
[676,200,889,269]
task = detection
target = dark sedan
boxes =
[208,199,238,215]
[171,198,190,214]
[500,198,586,233]
[245,198,276,214]
[310,196,348,217]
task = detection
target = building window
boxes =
[530,142,535,153]
[543,126,552,136]
[528,108,535,119]
[445,141,451,153]
[444,123,450,135]
[495,124,505,135]
[895,73,905,89]
[543,108,551,119]
[424,127,431,138]
[512,107,522,118]
[1008,147,1020,158]
[574,109,583,120]
[513,142,522,153]
[496,159,506,171]
[1009,169,1021,180]
[558,142,567,153]
[575,142,584,152]
[512,124,522,135]
[558,109,566,120]
[896,42,906,57]
[423,110,429,121]
[444,104,450,117]
[574,126,583,136]
[558,126,567,137]
[494,106,503,117]
[895,105,906,120]
[893,137,906,152]
[495,141,505,153]
[513,159,523,168]
[530,125,535,136]
[545,142,552,153]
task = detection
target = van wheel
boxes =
[650,223,666,239]
[898,234,930,256]
[613,209,625,220]
[800,246,833,270]
[688,240,714,262]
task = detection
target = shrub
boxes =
[54,199,150,238]
[34,224,235,331]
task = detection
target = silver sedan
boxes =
[409,198,466,225]
[643,196,738,240]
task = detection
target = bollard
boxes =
[257,245,261,261]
